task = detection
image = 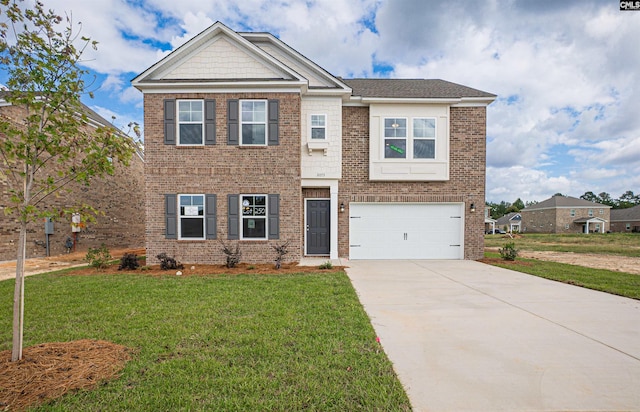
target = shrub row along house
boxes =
[0,92,145,261]
[132,22,496,264]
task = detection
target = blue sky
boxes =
[2,0,639,204]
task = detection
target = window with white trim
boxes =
[240,100,267,145]
[310,114,326,139]
[383,117,437,159]
[599,209,604,214]
[384,118,407,158]
[570,209,575,217]
[626,223,631,230]
[241,195,267,239]
[412,118,436,159]
[588,209,594,217]
[177,100,204,145]
[179,194,205,239]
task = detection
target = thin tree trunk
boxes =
[11,221,27,362]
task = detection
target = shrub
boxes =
[219,241,241,268]
[85,244,112,270]
[272,241,290,269]
[156,253,184,270]
[319,261,333,270]
[499,242,519,261]
[118,253,140,271]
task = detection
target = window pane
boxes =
[181,218,204,238]
[413,118,435,138]
[179,124,203,144]
[241,101,266,122]
[414,139,435,159]
[311,115,325,127]
[311,127,325,139]
[243,217,266,238]
[242,124,266,145]
[385,139,406,158]
[384,118,406,137]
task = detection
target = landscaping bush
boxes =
[219,241,241,268]
[272,241,290,269]
[85,244,112,270]
[499,242,519,261]
[118,253,140,271]
[156,253,183,270]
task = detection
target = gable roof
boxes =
[523,195,609,211]
[496,212,521,225]
[132,21,350,94]
[610,205,640,221]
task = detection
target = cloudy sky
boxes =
[2,0,638,204]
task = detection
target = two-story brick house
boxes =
[521,195,611,233]
[133,22,495,264]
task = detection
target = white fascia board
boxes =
[361,97,463,105]
[134,80,307,94]
[451,97,497,107]
[304,88,353,97]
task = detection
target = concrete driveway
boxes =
[345,260,640,412]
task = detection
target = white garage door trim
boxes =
[349,202,464,260]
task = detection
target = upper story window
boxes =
[177,100,204,145]
[412,118,436,159]
[384,118,407,158]
[588,209,594,217]
[570,209,576,217]
[310,114,326,139]
[383,117,436,160]
[599,209,604,214]
[179,194,205,239]
[241,100,267,145]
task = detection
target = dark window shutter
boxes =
[205,99,216,145]
[205,194,217,239]
[164,99,176,145]
[268,194,279,239]
[165,194,177,239]
[268,100,279,146]
[227,99,239,145]
[228,194,239,239]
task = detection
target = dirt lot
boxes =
[486,248,640,275]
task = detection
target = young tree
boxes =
[0,0,135,361]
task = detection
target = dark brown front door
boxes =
[306,200,330,255]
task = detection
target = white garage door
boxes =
[349,203,464,260]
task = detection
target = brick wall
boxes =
[0,104,145,261]
[144,92,302,265]
[339,106,487,260]
[522,207,610,233]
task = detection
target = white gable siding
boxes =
[301,97,342,180]
[164,37,284,80]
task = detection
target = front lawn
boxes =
[484,252,640,300]
[0,271,411,411]
[484,232,640,257]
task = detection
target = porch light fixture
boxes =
[470,203,476,213]
[340,202,345,213]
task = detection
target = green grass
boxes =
[484,251,640,300]
[484,232,640,257]
[0,271,411,411]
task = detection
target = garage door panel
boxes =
[349,203,463,260]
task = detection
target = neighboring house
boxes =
[484,206,496,233]
[609,205,640,232]
[132,22,496,264]
[496,212,521,232]
[521,195,610,234]
[0,93,145,260]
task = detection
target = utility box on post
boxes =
[44,218,54,235]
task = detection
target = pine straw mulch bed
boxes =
[62,260,344,277]
[0,340,132,411]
